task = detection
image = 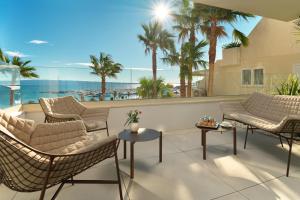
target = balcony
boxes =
[1,98,300,200]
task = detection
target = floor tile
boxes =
[213,192,248,200]
[120,152,235,200]
[0,185,16,200]
[240,175,300,200]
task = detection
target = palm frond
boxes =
[223,42,241,49]
[232,29,249,47]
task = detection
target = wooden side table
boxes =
[196,124,237,160]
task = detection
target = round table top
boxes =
[118,128,161,142]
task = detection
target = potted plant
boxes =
[124,110,142,133]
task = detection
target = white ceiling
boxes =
[193,0,300,21]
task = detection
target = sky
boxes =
[0,0,261,84]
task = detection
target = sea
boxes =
[0,80,139,109]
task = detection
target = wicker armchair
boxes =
[0,112,123,200]
[39,96,110,135]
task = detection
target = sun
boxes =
[153,3,171,22]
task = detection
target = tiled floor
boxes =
[1,128,300,200]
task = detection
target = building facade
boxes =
[213,18,300,95]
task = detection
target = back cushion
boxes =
[243,92,273,119]
[243,92,300,122]
[40,96,86,115]
[30,120,86,154]
[266,95,300,122]
[0,112,35,144]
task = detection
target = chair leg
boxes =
[114,148,123,200]
[106,121,109,136]
[71,176,74,185]
[51,182,65,200]
[286,132,294,177]
[244,125,249,149]
[39,186,47,200]
[250,126,254,134]
[279,135,284,148]
[39,158,54,200]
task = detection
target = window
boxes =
[242,69,251,85]
[254,69,264,85]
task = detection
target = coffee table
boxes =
[196,123,237,160]
[118,128,162,178]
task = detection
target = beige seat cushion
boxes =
[83,118,107,131]
[228,112,279,131]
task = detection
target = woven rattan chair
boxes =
[0,111,123,200]
[39,96,110,135]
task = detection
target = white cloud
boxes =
[64,65,165,71]
[124,67,165,71]
[5,51,28,58]
[65,62,91,66]
[29,40,48,44]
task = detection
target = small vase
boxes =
[130,123,139,133]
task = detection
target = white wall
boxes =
[24,102,224,135]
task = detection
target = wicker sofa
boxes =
[220,92,300,176]
[0,111,123,200]
[39,96,110,135]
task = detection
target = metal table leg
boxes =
[159,131,162,162]
[201,130,206,160]
[130,142,134,179]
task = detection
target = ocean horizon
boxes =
[0,79,140,109]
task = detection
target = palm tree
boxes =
[137,77,173,99]
[195,4,253,96]
[182,40,207,90]
[161,46,188,97]
[0,49,10,64]
[173,0,202,97]
[138,21,174,97]
[90,52,122,101]
[0,48,38,78]
[162,40,207,97]
[11,57,39,78]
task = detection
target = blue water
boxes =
[0,80,139,109]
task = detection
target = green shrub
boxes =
[276,74,300,95]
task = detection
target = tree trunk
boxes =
[187,26,196,98]
[152,47,157,98]
[187,74,192,97]
[207,21,217,97]
[179,48,186,98]
[179,68,186,97]
[100,76,106,101]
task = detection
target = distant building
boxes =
[212,18,300,95]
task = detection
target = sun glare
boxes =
[153,3,170,22]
